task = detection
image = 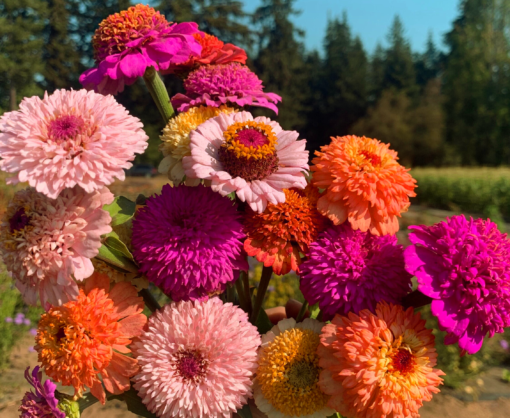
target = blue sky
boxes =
[244,0,460,54]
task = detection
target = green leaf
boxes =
[97,234,138,273]
[112,387,158,418]
[103,196,136,226]
[236,404,253,418]
[256,307,273,335]
[104,234,134,260]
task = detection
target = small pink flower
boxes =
[0,89,148,199]
[183,111,308,212]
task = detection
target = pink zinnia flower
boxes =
[19,366,65,418]
[133,298,261,418]
[132,185,247,301]
[0,89,148,199]
[300,224,412,318]
[79,4,201,95]
[183,111,308,212]
[171,63,282,113]
[404,215,510,354]
[0,187,113,306]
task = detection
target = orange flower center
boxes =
[391,349,416,375]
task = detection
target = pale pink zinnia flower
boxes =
[0,89,148,199]
[183,111,309,212]
[0,186,113,306]
[132,298,261,418]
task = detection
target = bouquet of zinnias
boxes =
[2,5,509,418]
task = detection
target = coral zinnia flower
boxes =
[0,89,148,199]
[404,215,510,355]
[80,4,201,95]
[244,185,327,275]
[0,187,113,306]
[19,366,65,418]
[254,318,335,418]
[318,301,444,418]
[183,111,308,212]
[163,32,247,75]
[171,63,282,113]
[133,298,261,418]
[311,135,416,236]
[132,184,247,301]
[35,273,147,404]
[158,105,235,184]
[300,223,412,318]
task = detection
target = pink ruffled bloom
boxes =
[404,215,510,355]
[0,89,148,199]
[0,187,113,307]
[133,298,261,418]
[80,4,202,95]
[183,111,308,212]
[171,63,282,113]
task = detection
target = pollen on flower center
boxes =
[47,115,85,143]
[287,360,319,389]
[174,349,209,382]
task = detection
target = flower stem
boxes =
[296,300,309,322]
[77,392,99,412]
[139,288,161,312]
[402,290,432,309]
[250,266,272,324]
[142,66,174,123]
[242,271,252,314]
[235,276,248,312]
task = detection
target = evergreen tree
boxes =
[415,32,441,89]
[368,43,386,102]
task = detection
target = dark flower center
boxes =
[174,349,209,382]
[9,207,30,233]
[391,348,415,375]
[47,115,85,143]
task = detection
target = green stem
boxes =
[250,266,273,324]
[142,66,174,123]
[235,276,248,312]
[139,288,161,312]
[296,300,309,322]
[226,283,236,303]
[78,392,100,412]
[242,271,252,315]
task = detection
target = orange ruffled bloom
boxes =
[311,135,416,236]
[244,186,327,275]
[318,301,444,418]
[35,273,147,404]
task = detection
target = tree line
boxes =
[1,0,509,166]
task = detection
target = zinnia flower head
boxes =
[300,223,412,318]
[404,215,510,354]
[0,187,113,306]
[311,135,417,236]
[244,185,327,275]
[254,318,335,418]
[80,4,201,95]
[0,89,148,199]
[19,366,65,418]
[35,272,147,404]
[319,301,444,418]
[133,298,261,418]
[158,105,236,184]
[183,111,308,212]
[171,63,282,113]
[132,184,247,301]
[163,32,247,75]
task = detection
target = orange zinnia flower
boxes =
[35,273,147,403]
[318,301,444,418]
[244,186,327,275]
[311,135,416,236]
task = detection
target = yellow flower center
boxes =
[257,328,329,416]
[222,121,277,160]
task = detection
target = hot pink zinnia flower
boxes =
[300,224,412,318]
[132,185,248,301]
[0,89,148,199]
[19,366,65,418]
[0,186,113,306]
[404,215,510,355]
[79,4,201,95]
[171,63,282,113]
[182,111,308,212]
[132,298,261,418]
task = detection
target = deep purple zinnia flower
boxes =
[132,184,248,301]
[171,63,282,113]
[404,215,510,355]
[299,223,412,318]
[19,366,65,418]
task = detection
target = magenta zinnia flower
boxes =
[0,89,148,199]
[182,111,308,212]
[0,187,113,306]
[404,215,510,354]
[132,185,247,301]
[80,4,201,95]
[19,366,65,418]
[133,298,261,418]
[171,63,282,113]
[300,224,412,318]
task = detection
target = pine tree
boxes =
[415,32,441,89]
